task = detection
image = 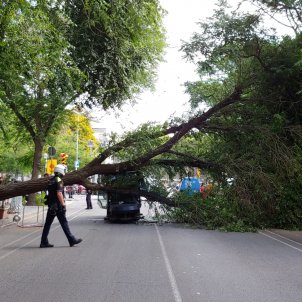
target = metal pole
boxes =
[44,153,48,174]
[75,114,79,170]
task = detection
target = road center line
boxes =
[259,231,302,253]
[155,224,182,302]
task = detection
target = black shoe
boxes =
[70,238,82,247]
[40,243,54,248]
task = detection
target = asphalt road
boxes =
[0,195,301,302]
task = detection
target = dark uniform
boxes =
[86,189,93,209]
[40,175,81,247]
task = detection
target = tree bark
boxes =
[0,87,242,201]
[27,137,44,205]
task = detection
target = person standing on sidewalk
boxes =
[40,164,82,248]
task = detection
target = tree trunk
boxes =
[27,138,44,205]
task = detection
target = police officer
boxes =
[86,188,93,209]
[40,164,82,248]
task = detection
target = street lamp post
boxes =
[75,114,79,170]
[87,139,94,155]
[43,153,48,173]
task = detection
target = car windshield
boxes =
[110,193,139,204]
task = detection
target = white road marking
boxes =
[0,210,85,262]
[155,224,182,302]
[0,208,84,249]
[1,228,42,249]
[265,230,302,246]
[259,231,302,253]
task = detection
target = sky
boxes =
[90,0,289,135]
[91,0,219,134]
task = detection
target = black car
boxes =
[106,192,142,221]
[98,172,145,222]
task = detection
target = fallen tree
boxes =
[0,86,242,202]
[2,1,302,230]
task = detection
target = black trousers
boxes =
[86,194,92,209]
[41,207,76,245]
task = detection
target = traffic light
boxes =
[60,153,68,165]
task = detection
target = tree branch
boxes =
[0,87,242,200]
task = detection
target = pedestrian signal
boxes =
[60,153,68,165]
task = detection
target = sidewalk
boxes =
[0,204,46,228]
[0,193,88,228]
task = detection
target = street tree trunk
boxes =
[27,137,44,205]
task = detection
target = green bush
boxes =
[35,192,47,206]
[273,181,302,230]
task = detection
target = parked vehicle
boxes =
[106,192,142,221]
[99,172,145,222]
[77,185,86,195]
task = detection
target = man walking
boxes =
[40,164,82,248]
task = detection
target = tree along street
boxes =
[0,195,301,302]
[1,1,302,232]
